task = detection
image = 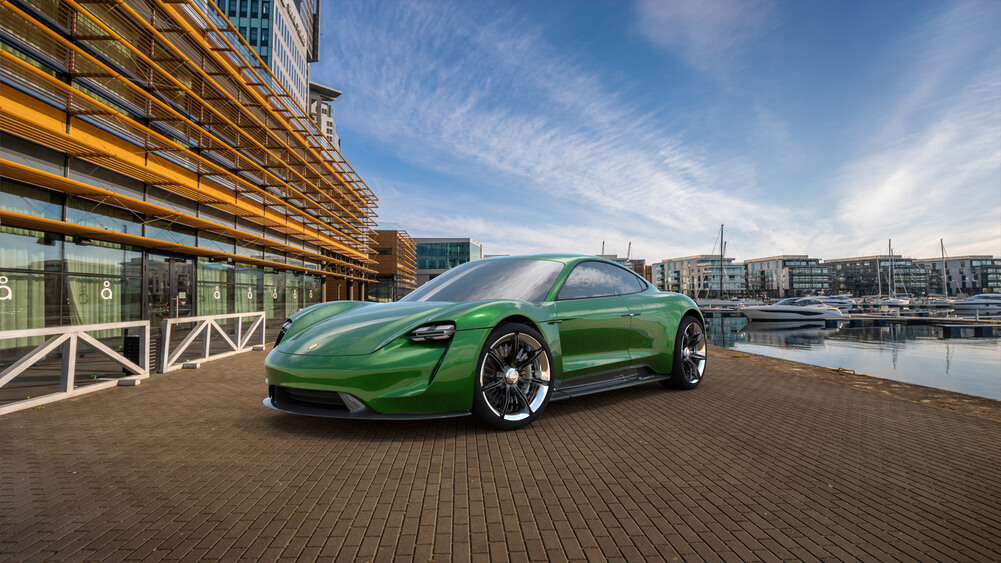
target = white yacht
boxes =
[741,297,845,321]
[909,297,954,311]
[870,297,910,308]
[819,295,856,312]
[951,294,1001,314]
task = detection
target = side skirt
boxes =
[551,367,670,401]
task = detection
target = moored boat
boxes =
[819,294,856,312]
[741,297,844,321]
[951,294,1001,314]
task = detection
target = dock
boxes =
[2,349,999,561]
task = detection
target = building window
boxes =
[67,197,142,237]
[1,180,63,220]
[250,27,258,46]
[228,0,236,16]
[239,0,247,17]
[250,0,258,18]
[262,1,270,17]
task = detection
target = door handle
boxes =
[620,313,641,317]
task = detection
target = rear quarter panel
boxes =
[620,290,702,374]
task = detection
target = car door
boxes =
[618,287,676,375]
[585,265,675,374]
[552,262,633,381]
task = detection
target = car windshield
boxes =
[401,259,565,303]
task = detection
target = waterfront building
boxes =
[368,224,417,302]
[309,82,341,149]
[826,256,929,297]
[654,256,747,298]
[1,0,378,355]
[212,0,318,111]
[914,256,1001,296]
[415,238,483,286]
[744,255,830,299]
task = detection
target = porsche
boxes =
[264,254,707,430]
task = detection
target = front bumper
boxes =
[264,386,468,420]
[263,327,490,416]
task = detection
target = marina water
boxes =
[707,317,1001,401]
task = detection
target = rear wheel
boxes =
[472,323,552,430]
[663,316,706,390]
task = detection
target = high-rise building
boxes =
[369,224,417,302]
[212,0,317,111]
[415,238,483,286]
[744,255,830,298]
[309,82,342,149]
[914,256,1001,296]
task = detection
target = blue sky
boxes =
[312,0,1001,263]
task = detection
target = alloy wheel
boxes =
[478,332,551,422]
[680,321,707,384]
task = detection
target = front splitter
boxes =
[263,398,470,421]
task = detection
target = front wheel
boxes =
[472,323,553,430]
[663,316,707,390]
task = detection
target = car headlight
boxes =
[274,318,293,347]
[410,323,455,342]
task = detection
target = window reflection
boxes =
[557,262,646,300]
[403,259,563,303]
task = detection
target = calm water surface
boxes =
[707,317,1001,400]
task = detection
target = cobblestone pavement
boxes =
[2,348,1000,562]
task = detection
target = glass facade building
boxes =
[826,256,930,297]
[914,256,1001,296]
[745,255,830,299]
[415,238,483,286]
[1,0,378,405]
[653,255,747,298]
[212,0,317,111]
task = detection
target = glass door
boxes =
[147,255,194,330]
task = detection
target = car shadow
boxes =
[260,408,478,441]
[257,382,689,440]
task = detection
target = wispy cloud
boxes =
[317,0,1000,262]
[632,0,775,75]
[830,2,1001,258]
[319,1,780,258]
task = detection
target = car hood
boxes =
[275,301,475,356]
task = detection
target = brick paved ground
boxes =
[1,347,1000,562]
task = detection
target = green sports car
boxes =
[264,254,707,430]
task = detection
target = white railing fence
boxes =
[0,321,150,416]
[160,311,266,373]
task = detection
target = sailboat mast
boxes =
[888,239,894,298]
[940,239,947,296]
[877,253,882,297]
[719,224,724,300]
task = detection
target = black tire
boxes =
[471,322,553,430]
[662,316,707,390]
